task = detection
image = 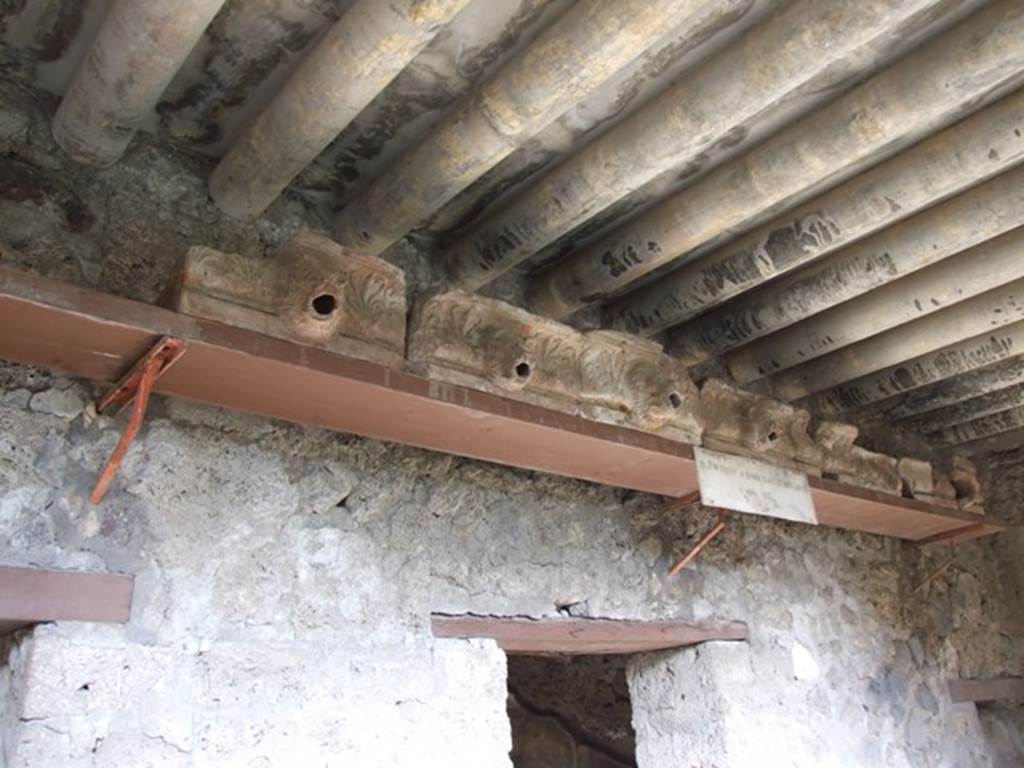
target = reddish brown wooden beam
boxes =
[808,479,1005,542]
[0,266,1010,542]
[948,677,1024,703]
[0,565,134,634]
[431,614,748,655]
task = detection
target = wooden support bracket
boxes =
[914,547,958,593]
[90,336,187,504]
[668,508,730,577]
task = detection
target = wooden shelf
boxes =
[0,565,134,635]
[0,266,1008,543]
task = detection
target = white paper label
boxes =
[694,447,817,525]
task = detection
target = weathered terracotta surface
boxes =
[407,292,702,442]
[165,232,406,366]
[814,421,901,495]
[580,330,702,443]
[898,457,957,508]
[407,290,578,412]
[700,378,822,473]
[950,455,985,514]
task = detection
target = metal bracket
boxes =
[914,546,958,593]
[90,337,187,505]
[666,493,730,576]
[912,521,987,591]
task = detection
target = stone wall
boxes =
[0,76,1022,766]
[0,633,17,765]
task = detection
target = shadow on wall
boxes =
[507,654,636,768]
[977,704,1024,768]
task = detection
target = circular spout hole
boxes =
[668,392,682,409]
[767,430,780,443]
[515,361,531,379]
[311,294,337,317]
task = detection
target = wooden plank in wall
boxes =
[0,265,1010,543]
[948,677,1024,704]
[430,614,749,655]
[0,565,134,634]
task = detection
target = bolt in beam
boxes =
[769,277,1024,403]
[878,356,1024,423]
[52,0,227,166]
[929,404,1024,447]
[665,94,1024,364]
[800,318,1024,417]
[445,0,970,289]
[901,382,1024,436]
[728,227,1024,384]
[333,0,715,255]
[533,0,1024,320]
[209,0,471,220]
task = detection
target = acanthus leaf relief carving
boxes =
[165,231,406,367]
[408,293,702,441]
[701,378,822,473]
[814,421,900,495]
[408,291,554,400]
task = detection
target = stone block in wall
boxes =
[950,455,985,514]
[814,421,900,495]
[164,231,406,366]
[700,378,822,474]
[407,292,702,442]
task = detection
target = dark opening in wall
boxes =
[507,654,637,768]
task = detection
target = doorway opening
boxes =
[507,654,637,768]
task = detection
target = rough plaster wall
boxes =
[0,78,1021,766]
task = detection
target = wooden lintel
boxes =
[0,565,134,634]
[430,614,748,655]
[0,266,1011,543]
[947,677,1024,704]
